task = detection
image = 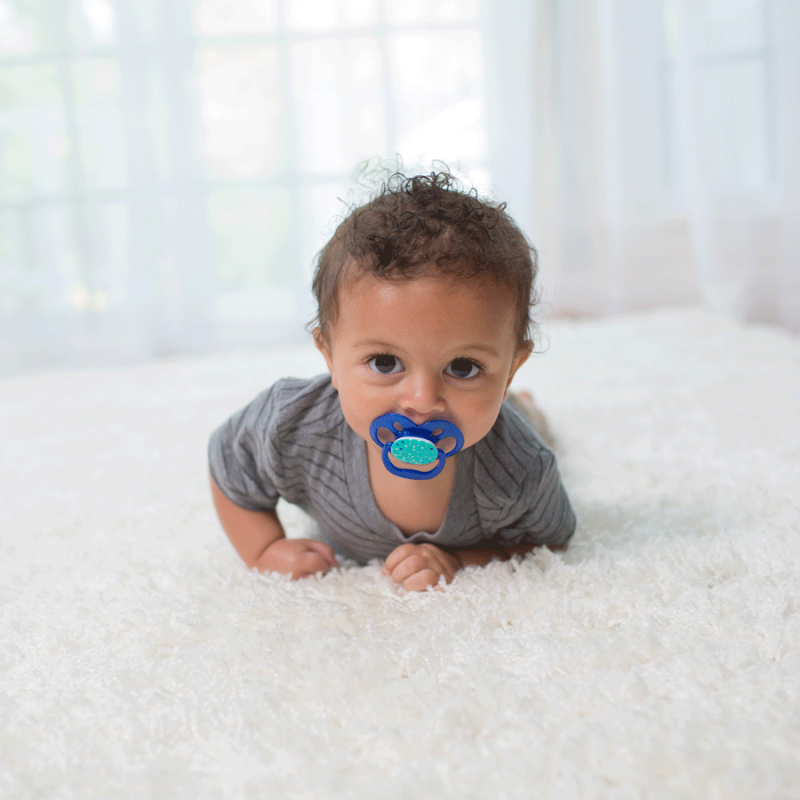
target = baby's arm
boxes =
[210,474,337,579]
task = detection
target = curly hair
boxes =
[311,171,538,348]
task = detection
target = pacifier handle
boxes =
[368,413,464,481]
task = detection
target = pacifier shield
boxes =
[390,436,438,465]
[368,413,465,480]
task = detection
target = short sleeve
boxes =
[472,401,577,549]
[490,448,576,548]
[208,385,282,512]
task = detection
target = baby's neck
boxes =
[366,443,457,536]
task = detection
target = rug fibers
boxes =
[1,308,799,799]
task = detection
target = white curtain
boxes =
[0,0,495,373]
[1,0,797,375]
[533,0,800,331]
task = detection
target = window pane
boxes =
[208,186,294,291]
[291,38,386,173]
[697,60,770,189]
[662,0,766,59]
[0,0,61,56]
[72,57,126,192]
[86,200,129,309]
[390,31,486,167]
[194,0,278,37]
[0,65,69,200]
[114,0,162,45]
[689,0,765,57]
[0,207,23,316]
[210,186,300,327]
[286,0,378,31]
[197,46,284,180]
[385,0,479,25]
[69,0,117,48]
[1,203,78,315]
[114,54,173,190]
[300,180,348,277]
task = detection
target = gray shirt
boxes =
[209,374,576,564]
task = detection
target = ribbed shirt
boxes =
[209,375,576,564]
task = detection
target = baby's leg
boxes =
[506,390,556,449]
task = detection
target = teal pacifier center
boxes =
[390,436,439,465]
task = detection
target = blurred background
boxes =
[1,0,798,373]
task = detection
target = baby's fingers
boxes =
[383,543,417,574]
[402,569,444,592]
[386,552,427,585]
[304,539,339,567]
[293,550,333,579]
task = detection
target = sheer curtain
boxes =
[1,0,797,375]
[0,0,494,373]
[533,0,800,331]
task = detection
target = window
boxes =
[0,0,491,370]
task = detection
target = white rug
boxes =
[2,308,799,799]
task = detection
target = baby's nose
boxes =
[399,371,446,421]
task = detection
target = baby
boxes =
[209,172,575,591]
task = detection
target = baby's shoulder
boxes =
[470,402,556,505]
[251,374,341,433]
[484,401,552,458]
[270,373,335,407]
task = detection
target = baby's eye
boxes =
[445,358,481,380]
[368,354,403,375]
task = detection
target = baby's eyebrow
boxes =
[353,339,396,351]
[354,340,500,358]
[459,344,500,358]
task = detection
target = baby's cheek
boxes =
[338,397,374,441]
[468,398,506,444]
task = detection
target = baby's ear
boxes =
[312,326,326,352]
[313,328,335,380]
[511,340,533,374]
[504,341,533,398]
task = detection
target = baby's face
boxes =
[315,272,530,456]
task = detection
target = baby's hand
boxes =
[382,543,461,592]
[257,538,338,580]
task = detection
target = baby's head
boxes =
[311,171,538,350]
[310,171,541,461]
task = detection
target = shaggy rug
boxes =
[1,308,799,799]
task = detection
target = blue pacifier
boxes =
[368,413,465,480]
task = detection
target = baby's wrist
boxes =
[452,546,506,569]
[254,535,288,570]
